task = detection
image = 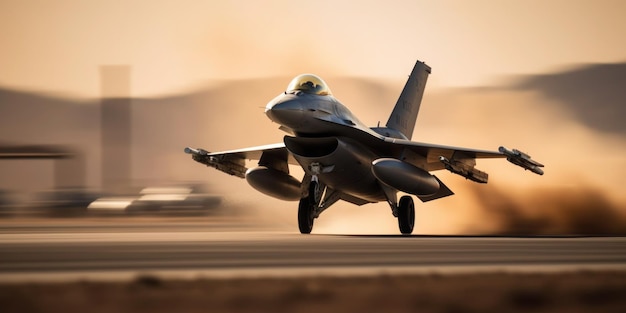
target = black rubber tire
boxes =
[397,195,415,235]
[298,197,314,234]
[297,181,317,234]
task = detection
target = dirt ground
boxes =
[1,271,625,313]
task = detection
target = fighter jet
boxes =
[185,60,544,234]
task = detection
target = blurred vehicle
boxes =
[87,196,137,215]
[27,188,100,217]
[125,185,221,215]
[85,184,222,216]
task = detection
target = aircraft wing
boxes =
[383,138,503,169]
[383,138,544,179]
[184,143,298,178]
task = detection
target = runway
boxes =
[1,220,625,282]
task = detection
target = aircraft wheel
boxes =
[297,181,317,234]
[298,197,314,234]
[397,195,415,235]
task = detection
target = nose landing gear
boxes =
[298,180,320,234]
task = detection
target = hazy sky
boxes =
[1,0,625,97]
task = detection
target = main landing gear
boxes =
[396,195,415,235]
[298,173,415,235]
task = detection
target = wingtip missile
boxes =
[184,147,246,178]
[184,147,212,165]
[184,147,209,156]
[499,146,544,175]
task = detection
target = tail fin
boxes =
[385,60,431,140]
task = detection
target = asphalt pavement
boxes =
[1,220,625,282]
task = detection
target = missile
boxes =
[184,146,246,178]
[184,147,209,156]
[439,156,488,184]
[184,147,213,166]
[499,146,544,175]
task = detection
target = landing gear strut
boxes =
[397,195,415,235]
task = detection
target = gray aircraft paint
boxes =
[386,61,431,140]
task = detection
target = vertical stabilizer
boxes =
[385,60,431,140]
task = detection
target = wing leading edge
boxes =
[186,138,542,178]
[382,137,504,170]
[184,143,297,178]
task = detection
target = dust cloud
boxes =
[463,184,626,235]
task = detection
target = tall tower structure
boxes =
[100,65,132,193]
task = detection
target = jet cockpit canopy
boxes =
[286,74,332,96]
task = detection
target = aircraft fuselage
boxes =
[265,91,391,202]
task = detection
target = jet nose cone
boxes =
[265,99,305,127]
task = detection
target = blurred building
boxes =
[100,65,132,194]
[0,145,84,188]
